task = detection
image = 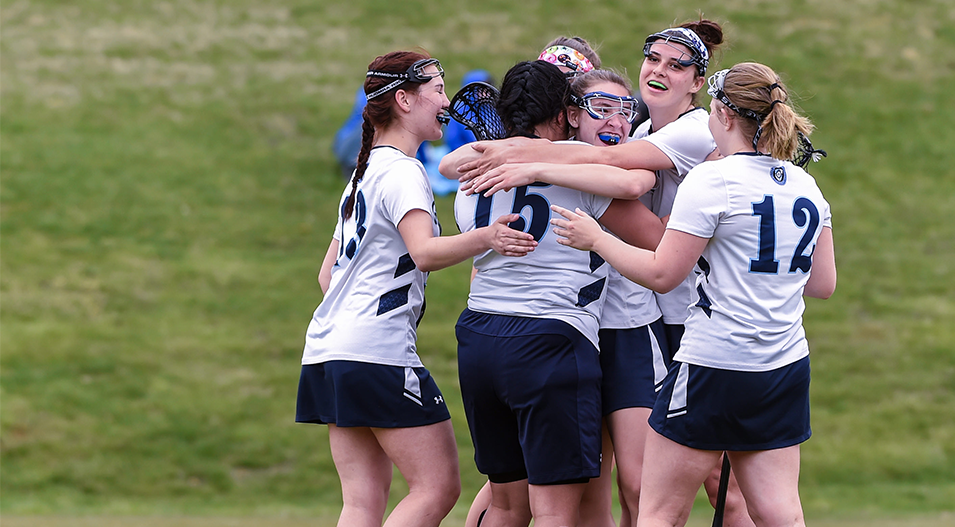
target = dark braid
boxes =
[342,50,429,220]
[496,60,569,139]
[343,111,376,219]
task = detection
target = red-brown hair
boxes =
[343,50,430,219]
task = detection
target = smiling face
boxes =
[639,41,706,112]
[569,81,634,147]
[406,64,450,142]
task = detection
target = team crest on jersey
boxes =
[771,166,787,185]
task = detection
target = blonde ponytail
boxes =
[721,63,814,160]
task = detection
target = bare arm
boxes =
[550,204,707,293]
[464,162,656,201]
[803,227,837,299]
[397,209,538,272]
[459,137,677,182]
[597,198,666,251]
[438,142,489,180]
[318,238,340,294]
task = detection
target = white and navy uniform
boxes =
[631,108,716,352]
[598,234,669,412]
[454,141,613,484]
[296,146,450,428]
[649,153,831,450]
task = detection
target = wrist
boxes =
[479,225,494,251]
[590,231,611,254]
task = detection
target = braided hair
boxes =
[343,50,429,219]
[496,60,570,139]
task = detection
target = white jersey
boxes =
[454,141,613,347]
[301,146,440,367]
[600,266,661,329]
[667,153,832,372]
[565,136,659,330]
[631,107,716,325]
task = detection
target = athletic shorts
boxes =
[456,309,602,485]
[295,360,451,428]
[662,323,685,361]
[649,356,811,451]
[598,318,670,414]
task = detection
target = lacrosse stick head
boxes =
[449,81,507,141]
[793,132,827,169]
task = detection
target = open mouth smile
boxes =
[648,80,668,91]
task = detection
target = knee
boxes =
[441,478,463,512]
[747,508,804,527]
[412,475,461,515]
[723,484,748,511]
[342,483,390,516]
[617,471,642,503]
[703,470,721,508]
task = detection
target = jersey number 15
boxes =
[474,184,551,241]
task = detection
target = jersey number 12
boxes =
[750,195,819,274]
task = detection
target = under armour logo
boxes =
[434,395,444,405]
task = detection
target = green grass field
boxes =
[2,0,954,524]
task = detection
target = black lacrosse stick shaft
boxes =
[712,454,731,527]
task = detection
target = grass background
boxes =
[2,0,954,524]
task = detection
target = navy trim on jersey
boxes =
[370,145,406,154]
[576,278,606,307]
[394,253,416,278]
[377,284,411,315]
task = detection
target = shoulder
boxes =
[378,148,426,174]
[369,149,427,187]
[660,108,710,135]
[642,109,714,156]
[682,158,728,189]
[629,120,651,141]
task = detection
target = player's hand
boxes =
[550,205,602,252]
[462,163,539,196]
[457,137,537,183]
[486,214,537,257]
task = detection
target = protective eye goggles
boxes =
[643,28,709,76]
[707,69,765,122]
[570,91,640,123]
[365,58,445,100]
